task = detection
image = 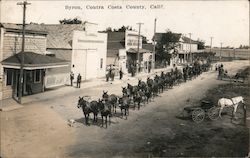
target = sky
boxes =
[0,0,249,48]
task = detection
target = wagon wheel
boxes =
[207,107,220,120]
[192,108,205,123]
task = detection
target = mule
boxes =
[98,99,112,128]
[77,97,99,125]
[102,91,118,113]
[118,95,130,118]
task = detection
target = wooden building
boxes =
[0,23,69,100]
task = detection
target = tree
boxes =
[102,26,134,32]
[59,18,82,24]
[197,40,205,50]
[155,31,180,62]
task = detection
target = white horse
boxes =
[217,96,244,118]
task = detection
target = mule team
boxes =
[77,61,212,128]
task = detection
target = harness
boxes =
[230,98,236,105]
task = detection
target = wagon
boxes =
[182,100,220,123]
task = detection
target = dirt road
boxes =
[1,60,249,157]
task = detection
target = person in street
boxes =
[119,69,123,80]
[106,70,109,82]
[148,63,151,73]
[70,72,74,86]
[77,73,82,88]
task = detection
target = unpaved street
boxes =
[1,60,249,157]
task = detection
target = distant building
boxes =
[107,30,152,74]
[154,33,201,64]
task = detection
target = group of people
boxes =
[70,72,82,88]
[106,65,124,82]
[215,63,226,80]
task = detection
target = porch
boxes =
[1,51,69,101]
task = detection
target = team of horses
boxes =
[77,62,212,128]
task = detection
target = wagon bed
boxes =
[183,100,219,123]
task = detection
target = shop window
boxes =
[34,70,41,83]
[6,69,13,86]
[100,58,103,69]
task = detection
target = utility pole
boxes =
[152,18,156,73]
[189,33,192,63]
[210,37,213,52]
[17,1,31,104]
[220,42,223,62]
[136,22,143,75]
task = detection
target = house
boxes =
[107,30,152,74]
[0,23,69,100]
[154,33,200,64]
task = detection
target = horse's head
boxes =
[77,97,83,108]
[122,87,127,93]
[241,96,245,104]
[138,79,142,84]
[102,91,108,98]
[97,99,105,110]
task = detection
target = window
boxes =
[34,70,41,83]
[100,58,103,69]
[6,69,13,86]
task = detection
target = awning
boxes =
[1,51,69,70]
[127,48,152,54]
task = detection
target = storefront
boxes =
[1,51,69,100]
[107,30,152,74]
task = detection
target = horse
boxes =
[77,97,99,125]
[102,91,118,113]
[98,99,112,128]
[217,96,244,118]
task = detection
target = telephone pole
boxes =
[220,42,223,61]
[152,18,157,73]
[189,33,192,63]
[210,37,213,52]
[136,22,143,75]
[17,1,31,104]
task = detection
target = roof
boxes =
[1,52,69,69]
[1,23,86,49]
[107,32,126,50]
[153,32,199,44]
[0,23,47,35]
[35,24,85,49]
[127,48,151,53]
[142,43,154,51]
[181,36,199,44]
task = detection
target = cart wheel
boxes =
[192,108,205,123]
[208,107,220,120]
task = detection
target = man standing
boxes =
[70,72,74,86]
[119,69,123,80]
[77,73,82,88]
